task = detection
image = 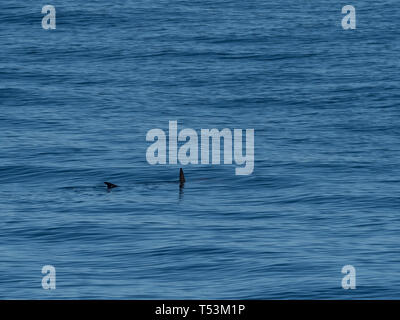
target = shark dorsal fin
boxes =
[104,182,118,189]
[179,168,185,185]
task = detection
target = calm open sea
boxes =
[1,0,399,299]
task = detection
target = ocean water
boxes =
[1,0,400,299]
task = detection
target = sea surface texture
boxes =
[0,0,399,299]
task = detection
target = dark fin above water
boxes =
[179,168,185,186]
[104,182,118,189]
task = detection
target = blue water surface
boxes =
[0,0,400,299]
